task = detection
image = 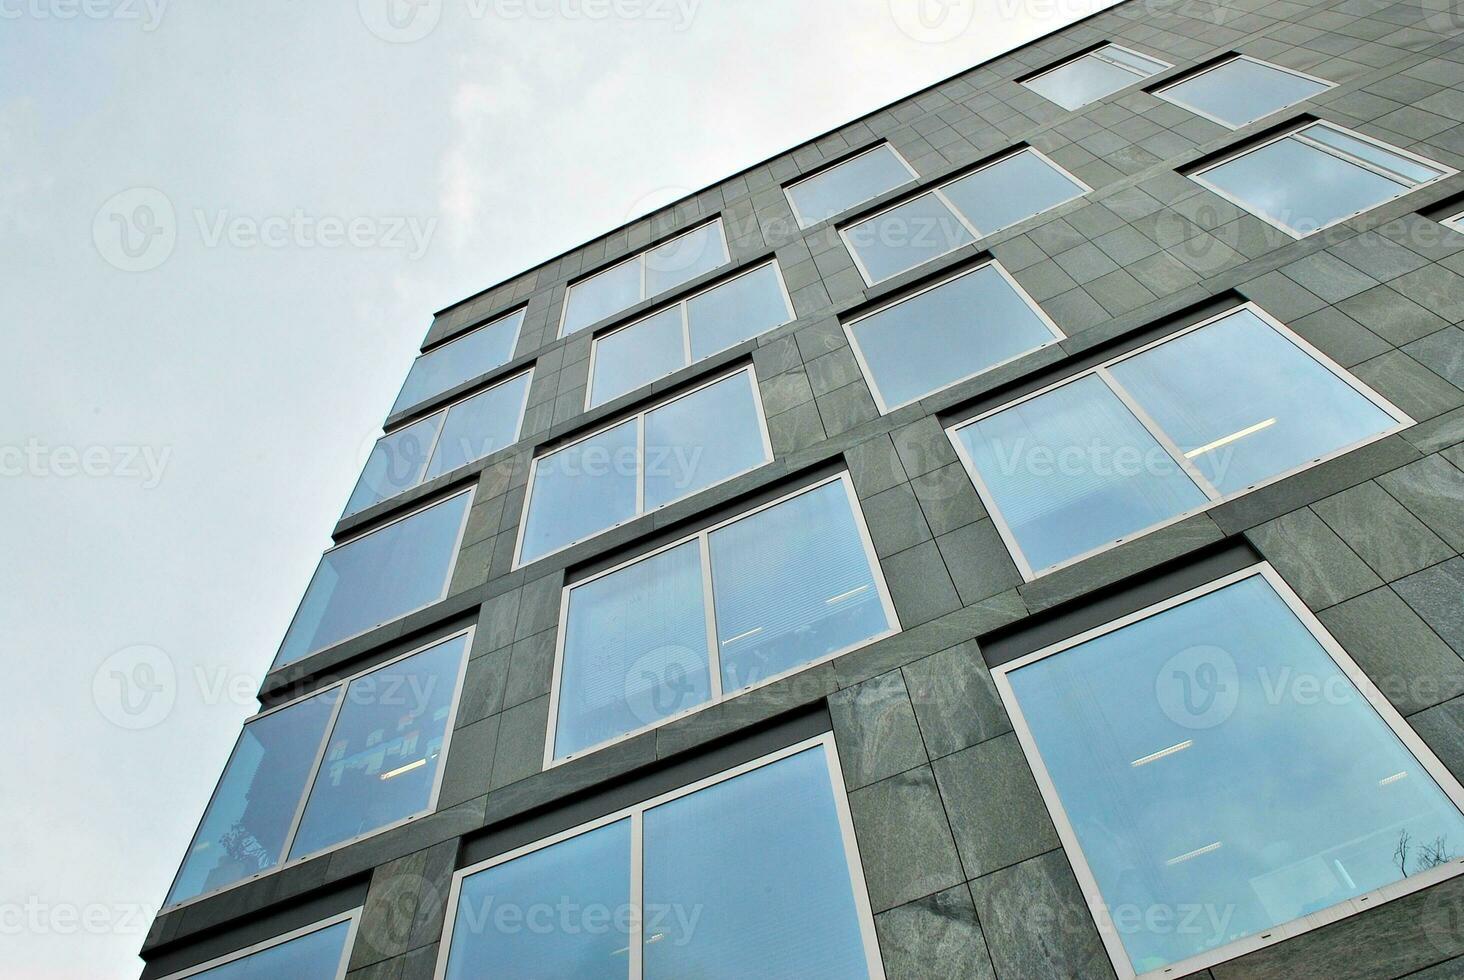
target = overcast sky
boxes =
[1,1,1118,975]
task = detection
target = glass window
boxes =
[939,148,1089,237]
[1444,210,1464,234]
[587,262,793,409]
[842,192,974,285]
[1155,56,1331,129]
[562,220,730,336]
[167,634,470,906]
[846,262,1063,411]
[550,475,896,761]
[785,143,918,227]
[275,490,473,667]
[344,370,531,518]
[165,689,340,906]
[518,368,771,566]
[555,540,712,760]
[1192,121,1452,237]
[997,568,1464,978]
[160,915,357,979]
[288,635,467,859]
[391,309,524,416]
[949,306,1408,577]
[1023,43,1171,110]
[440,738,881,980]
[841,149,1088,284]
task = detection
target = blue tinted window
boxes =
[843,192,973,283]
[1159,58,1329,128]
[710,480,892,692]
[556,541,711,759]
[939,149,1087,236]
[589,307,687,409]
[685,263,792,361]
[787,144,915,226]
[1024,45,1167,110]
[423,371,531,480]
[1107,309,1400,495]
[642,371,767,511]
[275,491,471,667]
[848,263,1060,410]
[391,311,523,416]
[953,373,1209,574]
[342,413,442,518]
[645,220,728,296]
[643,748,873,979]
[288,634,468,859]
[1007,573,1464,974]
[446,820,633,980]
[179,919,353,979]
[167,691,338,906]
[1194,124,1447,236]
[562,221,730,335]
[519,420,640,564]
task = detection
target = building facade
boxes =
[141,0,1464,976]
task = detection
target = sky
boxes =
[0,1,1118,975]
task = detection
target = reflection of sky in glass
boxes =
[590,307,686,408]
[391,311,524,415]
[788,145,913,225]
[642,371,767,510]
[850,264,1058,408]
[1025,52,1150,109]
[447,820,632,980]
[1199,136,1406,235]
[643,748,872,980]
[1009,575,1464,973]
[955,374,1207,573]
[520,419,639,562]
[844,192,972,282]
[1110,310,1398,494]
[191,919,352,979]
[686,263,792,361]
[425,371,531,479]
[940,149,1086,236]
[1161,59,1327,128]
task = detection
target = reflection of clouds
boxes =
[1203,138,1405,234]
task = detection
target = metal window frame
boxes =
[840,146,1091,286]
[435,733,886,980]
[274,485,478,668]
[945,301,1413,582]
[783,142,921,229]
[345,367,535,520]
[990,562,1464,980]
[584,259,795,410]
[1190,119,1457,239]
[1151,55,1335,130]
[1443,209,1464,234]
[1021,42,1173,110]
[390,307,528,418]
[843,258,1066,413]
[513,364,776,570]
[558,217,731,338]
[157,908,363,980]
[543,471,900,768]
[162,629,476,913]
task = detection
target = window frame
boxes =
[843,259,1065,413]
[542,472,899,767]
[1190,119,1457,238]
[1021,43,1173,110]
[157,908,362,980]
[558,218,731,338]
[1442,209,1464,234]
[1151,55,1334,130]
[945,302,1412,581]
[346,367,534,519]
[435,732,886,980]
[275,486,477,668]
[583,259,795,410]
[838,146,1091,286]
[391,307,527,418]
[164,629,475,912]
[990,562,1464,980]
[513,364,775,569]
[783,142,921,229]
